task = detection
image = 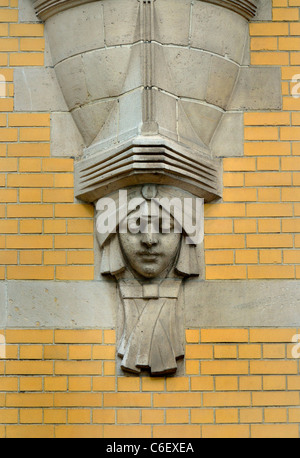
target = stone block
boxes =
[14,67,68,112]
[5,279,300,329]
[191,2,248,64]
[154,0,191,46]
[118,88,143,142]
[155,89,177,142]
[211,112,244,157]
[72,100,116,147]
[82,45,142,101]
[184,280,300,327]
[179,101,223,147]
[229,66,282,111]
[158,47,210,101]
[0,283,7,327]
[20,0,40,23]
[45,2,105,65]
[50,112,84,157]
[54,55,89,111]
[206,56,239,110]
[103,0,141,46]
[6,281,117,328]
[253,0,272,21]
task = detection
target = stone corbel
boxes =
[32,0,281,204]
[32,0,282,376]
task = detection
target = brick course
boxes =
[0,0,300,439]
[0,328,299,438]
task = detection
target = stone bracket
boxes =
[31,0,276,204]
[75,136,222,202]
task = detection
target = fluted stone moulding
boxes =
[34,0,259,21]
[32,0,280,204]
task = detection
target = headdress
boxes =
[95,184,204,277]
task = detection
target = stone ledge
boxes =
[2,280,117,329]
[1,279,299,328]
[185,280,300,327]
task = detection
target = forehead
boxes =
[127,201,175,218]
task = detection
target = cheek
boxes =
[119,234,141,255]
[160,234,181,254]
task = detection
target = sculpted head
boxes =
[95,184,203,280]
[118,206,182,279]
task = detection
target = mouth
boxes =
[138,252,161,262]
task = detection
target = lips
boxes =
[138,251,161,262]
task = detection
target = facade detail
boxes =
[31,0,282,376]
[95,184,203,375]
[2,0,300,439]
[33,0,280,203]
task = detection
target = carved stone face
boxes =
[118,209,182,279]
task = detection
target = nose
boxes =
[141,224,158,248]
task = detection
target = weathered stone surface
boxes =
[184,280,300,327]
[154,0,191,46]
[72,100,117,147]
[156,47,239,110]
[3,279,300,328]
[0,283,7,327]
[6,281,117,328]
[206,56,239,110]
[95,184,204,375]
[50,112,84,157]
[14,67,68,112]
[102,0,141,46]
[83,45,143,102]
[154,90,177,142]
[253,0,272,21]
[45,2,105,65]
[54,55,89,112]
[191,2,248,64]
[229,66,282,111]
[20,0,40,22]
[29,0,278,203]
[211,112,244,157]
[179,101,223,148]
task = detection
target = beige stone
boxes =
[31,0,277,203]
[95,184,204,376]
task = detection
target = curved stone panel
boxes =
[32,0,272,203]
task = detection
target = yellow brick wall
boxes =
[0,1,300,281]
[0,0,95,281]
[205,2,300,280]
[0,328,300,438]
[1,0,300,439]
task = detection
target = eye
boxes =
[159,217,175,233]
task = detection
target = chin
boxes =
[138,266,161,279]
[140,270,159,279]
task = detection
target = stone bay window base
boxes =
[0,0,299,439]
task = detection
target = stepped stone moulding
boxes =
[32,0,276,204]
[34,0,259,21]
